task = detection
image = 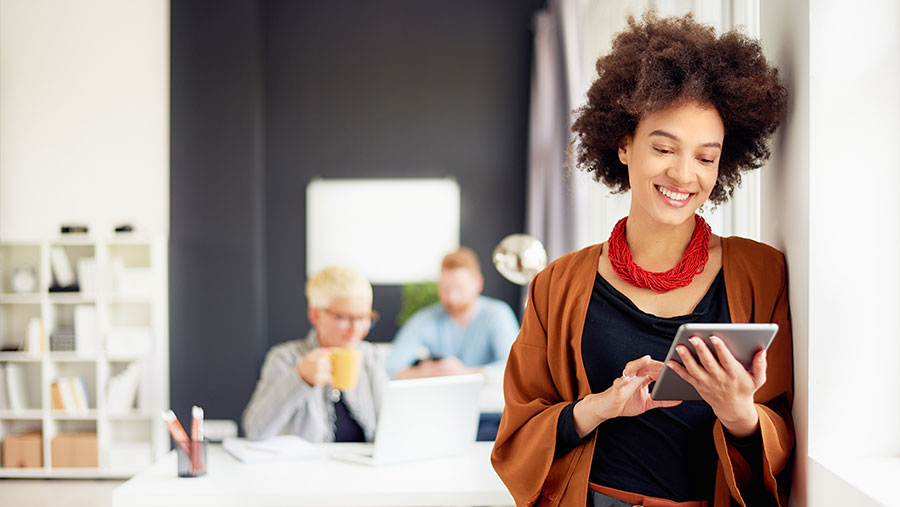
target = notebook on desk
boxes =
[223,434,325,464]
[331,373,483,466]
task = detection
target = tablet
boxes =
[650,323,779,401]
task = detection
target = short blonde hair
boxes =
[441,247,481,277]
[305,266,373,308]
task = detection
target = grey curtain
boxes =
[525,0,590,264]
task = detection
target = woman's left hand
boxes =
[665,335,766,437]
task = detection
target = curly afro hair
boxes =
[571,12,786,205]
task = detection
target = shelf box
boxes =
[1,431,42,468]
[52,432,98,468]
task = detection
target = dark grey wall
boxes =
[170,1,267,426]
[171,0,540,429]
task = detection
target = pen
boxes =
[160,409,191,458]
[190,405,205,473]
[191,405,204,442]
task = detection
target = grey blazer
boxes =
[241,330,387,442]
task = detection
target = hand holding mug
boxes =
[297,348,333,387]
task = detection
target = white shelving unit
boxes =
[0,236,168,478]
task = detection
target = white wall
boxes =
[758,1,810,503]
[806,0,900,460]
[0,0,169,239]
[761,0,900,504]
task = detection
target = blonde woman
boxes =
[242,266,386,442]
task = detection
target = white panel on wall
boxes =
[0,0,169,239]
[306,178,460,284]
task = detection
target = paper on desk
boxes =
[223,435,325,464]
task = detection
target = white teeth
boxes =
[657,186,690,201]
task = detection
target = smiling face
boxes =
[618,101,725,227]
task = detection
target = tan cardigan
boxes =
[491,237,794,507]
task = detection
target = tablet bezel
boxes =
[649,323,779,401]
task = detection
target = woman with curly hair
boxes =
[492,12,792,507]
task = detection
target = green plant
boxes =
[396,281,439,327]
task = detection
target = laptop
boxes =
[331,373,483,465]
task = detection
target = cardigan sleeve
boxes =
[714,250,795,507]
[242,343,316,441]
[491,268,584,506]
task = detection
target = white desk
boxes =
[112,442,514,507]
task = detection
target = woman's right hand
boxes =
[572,355,681,438]
[296,348,332,387]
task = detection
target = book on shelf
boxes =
[49,246,76,289]
[0,364,10,410]
[24,316,44,355]
[5,363,30,410]
[56,378,77,412]
[73,377,90,411]
[50,382,65,410]
[52,376,90,413]
[107,363,141,412]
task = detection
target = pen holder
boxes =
[176,440,207,477]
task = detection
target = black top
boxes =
[556,269,731,501]
[334,397,366,442]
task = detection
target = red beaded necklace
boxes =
[607,214,711,293]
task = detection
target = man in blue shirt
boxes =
[386,248,519,440]
[386,247,520,381]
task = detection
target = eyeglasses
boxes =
[321,308,380,331]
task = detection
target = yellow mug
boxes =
[330,348,361,391]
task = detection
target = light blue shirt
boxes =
[386,296,520,379]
